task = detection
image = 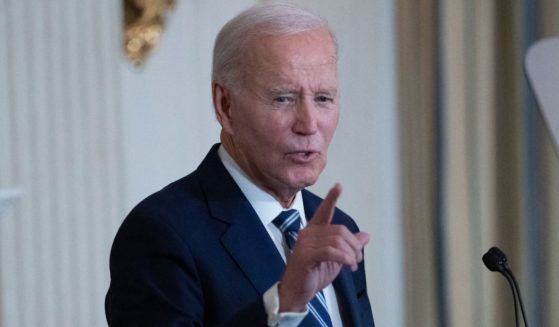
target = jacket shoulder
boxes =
[302,189,359,232]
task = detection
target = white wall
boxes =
[122,1,403,326]
[122,0,254,208]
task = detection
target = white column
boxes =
[0,0,125,326]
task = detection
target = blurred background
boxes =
[0,0,558,326]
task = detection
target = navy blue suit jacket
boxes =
[106,144,374,326]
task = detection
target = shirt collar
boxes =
[217,145,307,225]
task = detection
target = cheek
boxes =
[237,118,283,155]
[250,116,290,146]
[321,113,339,143]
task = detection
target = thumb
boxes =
[310,183,342,226]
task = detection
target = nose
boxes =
[293,98,318,135]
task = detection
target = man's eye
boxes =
[273,96,292,103]
[315,95,334,103]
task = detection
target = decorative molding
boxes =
[123,0,176,66]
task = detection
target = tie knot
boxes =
[272,209,301,234]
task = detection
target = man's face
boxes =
[222,27,339,200]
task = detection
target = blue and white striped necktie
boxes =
[273,209,333,327]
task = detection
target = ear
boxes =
[212,82,234,135]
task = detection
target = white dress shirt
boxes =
[218,146,343,327]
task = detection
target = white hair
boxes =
[211,1,337,91]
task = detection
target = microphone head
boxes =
[482,246,509,272]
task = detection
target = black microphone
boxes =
[482,246,529,327]
[482,246,509,272]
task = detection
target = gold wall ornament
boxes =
[123,0,176,66]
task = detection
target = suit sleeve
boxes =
[105,213,270,326]
[345,215,375,326]
[106,214,206,326]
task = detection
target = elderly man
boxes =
[106,2,374,326]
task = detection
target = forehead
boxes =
[243,27,338,79]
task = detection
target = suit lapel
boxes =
[196,146,362,323]
[197,145,286,295]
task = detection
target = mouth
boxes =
[285,150,320,163]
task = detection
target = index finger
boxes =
[309,183,342,226]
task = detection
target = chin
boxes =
[278,161,325,189]
[285,172,320,189]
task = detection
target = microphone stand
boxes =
[504,267,529,327]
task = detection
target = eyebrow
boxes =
[268,87,338,96]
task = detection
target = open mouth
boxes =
[286,151,319,163]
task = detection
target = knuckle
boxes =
[345,253,356,264]
[331,225,343,233]
[332,224,349,235]
[331,235,344,247]
[324,245,337,256]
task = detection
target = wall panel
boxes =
[0,0,125,326]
